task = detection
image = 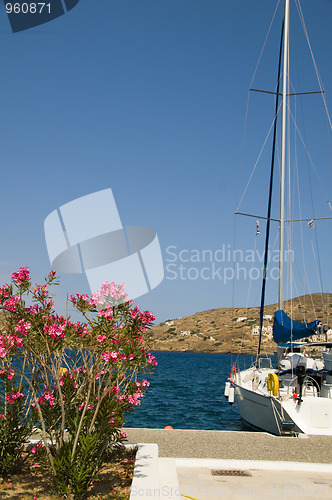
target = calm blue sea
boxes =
[125,352,256,431]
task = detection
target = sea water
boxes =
[125,352,256,431]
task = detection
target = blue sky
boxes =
[1,0,332,324]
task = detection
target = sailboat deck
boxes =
[238,367,321,399]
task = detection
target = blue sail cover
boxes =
[273,310,319,343]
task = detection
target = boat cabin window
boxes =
[258,357,273,369]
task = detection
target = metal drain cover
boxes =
[211,470,252,477]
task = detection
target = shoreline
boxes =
[151,348,274,355]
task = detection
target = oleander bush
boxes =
[0,268,156,498]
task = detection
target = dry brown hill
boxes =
[149,293,332,354]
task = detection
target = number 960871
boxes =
[6,3,51,14]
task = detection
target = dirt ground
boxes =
[0,449,135,499]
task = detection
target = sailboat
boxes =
[225,0,332,436]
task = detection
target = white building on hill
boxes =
[251,325,273,338]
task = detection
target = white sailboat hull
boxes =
[234,383,293,435]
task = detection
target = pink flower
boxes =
[15,319,31,336]
[43,299,54,308]
[15,337,23,348]
[28,304,40,314]
[31,447,37,454]
[69,294,77,305]
[97,335,106,343]
[102,351,118,363]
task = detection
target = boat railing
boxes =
[303,375,320,397]
[279,374,320,397]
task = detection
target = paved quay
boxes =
[126,429,332,499]
[176,464,332,500]
[124,427,332,463]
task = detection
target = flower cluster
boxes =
[0,333,23,357]
[127,388,143,406]
[69,293,89,305]
[147,354,158,366]
[5,391,23,404]
[2,295,21,312]
[131,306,155,324]
[38,388,55,406]
[43,320,66,340]
[11,267,30,286]
[91,281,128,308]
[0,369,14,380]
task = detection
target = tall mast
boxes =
[279,0,290,311]
[256,19,284,364]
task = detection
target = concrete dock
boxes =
[124,428,332,463]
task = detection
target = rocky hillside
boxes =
[149,293,332,354]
